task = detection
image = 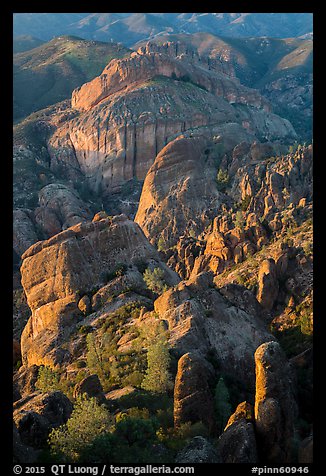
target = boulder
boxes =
[217,418,258,463]
[73,374,106,403]
[37,183,92,232]
[175,436,219,463]
[13,391,73,448]
[13,422,40,463]
[13,365,39,401]
[225,401,254,430]
[78,295,92,315]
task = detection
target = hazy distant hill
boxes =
[13,13,313,46]
[13,35,45,53]
[13,36,130,121]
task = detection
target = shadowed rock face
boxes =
[217,419,258,463]
[216,401,257,463]
[13,209,39,257]
[173,352,216,432]
[13,391,73,448]
[254,341,297,463]
[20,214,179,368]
[36,183,92,234]
[175,436,220,463]
[73,374,106,403]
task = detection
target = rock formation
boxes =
[13,209,39,257]
[256,259,279,311]
[20,214,179,368]
[155,272,273,389]
[254,341,297,463]
[47,40,295,199]
[35,183,92,236]
[73,374,106,403]
[173,352,216,432]
[12,30,313,466]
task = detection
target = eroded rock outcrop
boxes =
[71,44,269,112]
[256,259,279,311]
[254,341,297,463]
[155,272,273,389]
[135,134,220,247]
[35,183,92,236]
[20,214,179,368]
[48,41,295,199]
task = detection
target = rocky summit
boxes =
[13,14,313,466]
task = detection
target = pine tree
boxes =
[35,365,60,393]
[141,336,173,393]
[214,377,232,433]
[143,267,168,295]
[48,394,112,461]
[86,333,107,383]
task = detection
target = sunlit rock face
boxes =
[48,41,296,196]
[20,214,179,368]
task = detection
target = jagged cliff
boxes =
[47,41,296,197]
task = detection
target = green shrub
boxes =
[157,236,168,252]
[106,263,127,282]
[234,211,245,230]
[143,267,168,295]
[48,395,113,462]
[142,336,173,394]
[215,377,232,433]
[216,168,230,192]
[86,304,147,391]
[157,421,208,451]
[80,415,161,464]
[35,366,61,393]
[240,195,251,211]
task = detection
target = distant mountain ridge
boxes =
[13,13,313,46]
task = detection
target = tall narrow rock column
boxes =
[173,353,216,434]
[254,341,297,463]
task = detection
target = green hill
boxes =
[13,35,131,122]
